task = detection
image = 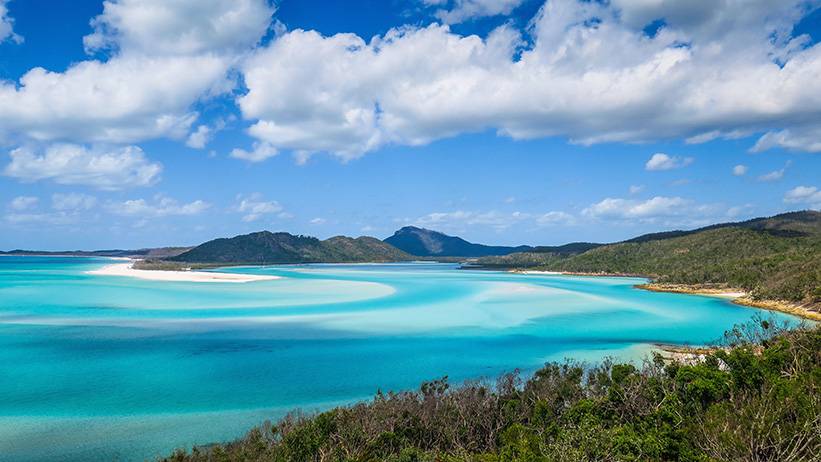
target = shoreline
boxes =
[87,261,281,283]
[512,271,820,322]
[637,283,821,322]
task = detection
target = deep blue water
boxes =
[0,256,799,461]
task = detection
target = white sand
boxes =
[708,291,747,299]
[87,262,280,283]
[518,270,563,275]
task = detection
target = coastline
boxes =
[637,283,821,322]
[87,261,281,283]
[512,270,820,322]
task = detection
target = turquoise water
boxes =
[0,256,799,461]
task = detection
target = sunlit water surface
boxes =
[0,256,799,461]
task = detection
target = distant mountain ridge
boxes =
[384,226,535,257]
[0,247,192,258]
[170,231,411,264]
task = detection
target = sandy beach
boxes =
[87,262,280,283]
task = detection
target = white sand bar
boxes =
[87,262,280,283]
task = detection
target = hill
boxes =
[384,226,533,257]
[0,247,191,258]
[170,231,411,264]
[478,211,821,305]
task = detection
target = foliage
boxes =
[171,232,412,264]
[162,321,821,462]
[478,211,821,305]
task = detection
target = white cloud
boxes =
[783,185,821,208]
[9,196,38,211]
[0,0,22,44]
[410,209,573,232]
[732,164,748,176]
[414,210,523,231]
[582,196,724,226]
[84,0,274,56]
[236,193,283,222]
[186,125,213,149]
[239,1,821,159]
[110,195,210,217]
[757,161,791,182]
[4,144,162,190]
[584,196,688,219]
[230,142,278,162]
[629,185,645,194]
[51,193,97,211]
[535,211,575,226]
[0,1,273,147]
[4,212,80,226]
[645,153,694,171]
[425,0,525,24]
[751,126,821,153]
[309,217,327,225]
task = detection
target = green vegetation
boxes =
[163,319,820,462]
[479,211,821,306]
[171,231,411,264]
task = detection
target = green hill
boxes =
[170,231,411,264]
[478,211,821,305]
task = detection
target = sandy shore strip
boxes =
[87,262,281,283]
[638,283,820,322]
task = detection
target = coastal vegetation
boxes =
[163,319,820,462]
[478,211,821,308]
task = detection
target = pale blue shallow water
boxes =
[0,256,800,461]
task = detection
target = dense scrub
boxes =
[163,320,820,462]
[478,211,821,305]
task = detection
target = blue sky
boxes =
[1,0,820,250]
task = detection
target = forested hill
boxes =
[170,231,411,264]
[478,210,821,305]
[384,226,534,257]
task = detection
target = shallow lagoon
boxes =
[0,256,799,461]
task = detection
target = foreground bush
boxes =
[163,320,820,462]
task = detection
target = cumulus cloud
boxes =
[4,144,162,190]
[0,0,273,147]
[645,153,694,171]
[582,196,725,226]
[239,0,821,160]
[9,196,38,211]
[425,0,525,24]
[109,195,210,217]
[236,193,283,222]
[732,164,748,176]
[0,0,22,44]
[52,193,97,211]
[309,217,327,225]
[230,142,278,162]
[783,185,821,208]
[186,125,214,149]
[84,0,273,56]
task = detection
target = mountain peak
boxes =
[385,227,531,257]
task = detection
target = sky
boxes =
[1,0,820,250]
